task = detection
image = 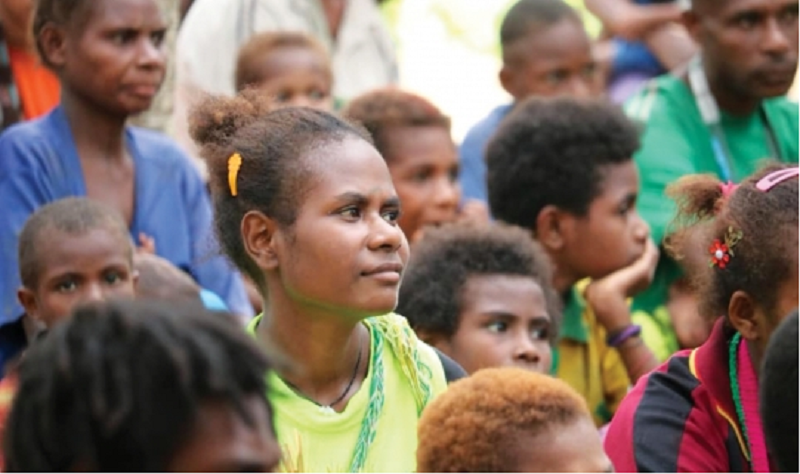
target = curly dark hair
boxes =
[760,309,798,473]
[486,96,639,231]
[397,222,560,343]
[18,197,133,290]
[32,0,93,69]
[664,163,798,320]
[3,299,274,471]
[235,31,332,92]
[188,90,372,288]
[417,367,590,472]
[342,88,451,163]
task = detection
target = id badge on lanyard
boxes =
[687,56,781,182]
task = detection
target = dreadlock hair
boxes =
[486,96,640,232]
[188,90,372,289]
[760,309,798,473]
[342,88,452,164]
[3,299,274,471]
[417,367,592,472]
[18,197,133,290]
[500,0,581,66]
[235,31,332,92]
[665,163,799,320]
[397,222,561,344]
[32,0,94,69]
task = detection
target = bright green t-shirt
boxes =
[625,74,798,350]
[248,313,447,473]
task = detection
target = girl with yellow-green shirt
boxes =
[188,91,448,472]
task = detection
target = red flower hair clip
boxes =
[709,226,743,269]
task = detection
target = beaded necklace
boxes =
[728,332,770,472]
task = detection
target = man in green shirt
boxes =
[626,0,798,353]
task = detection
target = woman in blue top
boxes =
[0,0,251,370]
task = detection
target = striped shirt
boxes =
[604,318,772,472]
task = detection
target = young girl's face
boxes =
[52,0,167,116]
[18,227,137,329]
[561,161,650,280]
[439,274,552,375]
[271,137,409,318]
[385,125,461,243]
[253,46,333,111]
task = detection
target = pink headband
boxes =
[755,167,799,192]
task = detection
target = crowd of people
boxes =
[0,0,796,471]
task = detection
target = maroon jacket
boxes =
[604,318,772,472]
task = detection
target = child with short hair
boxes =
[397,222,560,375]
[343,88,480,244]
[459,0,602,205]
[417,367,612,472]
[0,197,139,469]
[235,31,334,111]
[189,93,448,472]
[486,96,660,426]
[605,164,799,472]
[760,309,798,473]
[0,0,251,370]
[4,299,282,471]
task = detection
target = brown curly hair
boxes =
[665,162,798,320]
[342,88,451,163]
[188,90,371,287]
[235,31,332,92]
[417,367,590,472]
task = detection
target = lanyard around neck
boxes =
[687,56,781,182]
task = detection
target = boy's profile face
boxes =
[500,18,601,101]
[18,228,137,329]
[512,416,613,472]
[560,161,649,280]
[253,46,333,111]
[167,395,282,472]
[433,274,552,375]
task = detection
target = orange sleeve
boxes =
[8,46,60,120]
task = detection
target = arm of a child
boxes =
[585,0,684,41]
[585,240,661,382]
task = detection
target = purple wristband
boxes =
[606,324,642,347]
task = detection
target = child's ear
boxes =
[37,23,68,69]
[728,290,759,340]
[535,205,566,251]
[242,211,280,271]
[499,65,519,99]
[17,287,39,324]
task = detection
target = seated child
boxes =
[235,31,334,111]
[760,309,798,473]
[486,96,660,426]
[459,0,602,205]
[605,164,799,472]
[0,197,139,468]
[3,299,282,471]
[397,222,560,375]
[417,367,612,472]
[344,88,486,244]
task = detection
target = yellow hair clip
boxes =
[228,153,242,197]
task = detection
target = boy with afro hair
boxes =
[397,222,560,375]
[417,367,612,472]
[486,96,660,426]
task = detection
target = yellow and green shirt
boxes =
[553,280,631,427]
[248,313,447,473]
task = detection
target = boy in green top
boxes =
[626,0,798,350]
[486,97,660,426]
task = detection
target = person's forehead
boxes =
[697,0,796,17]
